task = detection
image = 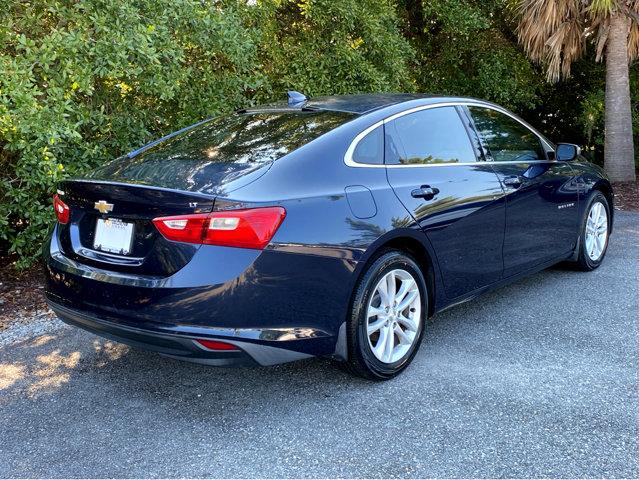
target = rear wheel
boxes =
[346,251,427,380]
[574,192,610,271]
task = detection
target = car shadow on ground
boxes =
[1,212,637,417]
[1,212,637,478]
[0,324,369,409]
[0,263,582,411]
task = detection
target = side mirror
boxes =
[555,143,581,161]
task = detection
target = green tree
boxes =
[0,0,265,265]
[258,0,415,97]
[516,0,638,182]
[0,0,416,266]
[399,0,543,111]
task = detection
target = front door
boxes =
[384,105,506,299]
[465,106,579,277]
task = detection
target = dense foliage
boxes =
[0,0,637,265]
[400,0,543,110]
[0,0,264,263]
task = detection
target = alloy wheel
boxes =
[585,201,608,261]
[366,268,422,364]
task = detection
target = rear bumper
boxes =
[44,224,352,327]
[49,300,315,366]
[43,224,355,365]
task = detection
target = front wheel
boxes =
[346,251,427,380]
[574,192,611,271]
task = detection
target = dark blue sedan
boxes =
[44,93,613,379]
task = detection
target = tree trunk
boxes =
[604,12,636,183]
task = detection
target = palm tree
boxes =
[516,0,637,182]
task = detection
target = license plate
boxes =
[93,218,134,255]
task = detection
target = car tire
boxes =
[346,250,428,380]
[574,191,611,271]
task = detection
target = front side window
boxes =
[385,107,477,165]
[468,106,546,162]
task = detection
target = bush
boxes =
[0,0,414,267]
[258,0,415,97]
[408,0,542,110]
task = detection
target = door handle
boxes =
[503,175,523,188]
[411,185,440,200]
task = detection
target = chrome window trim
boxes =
[343,101,555,168]
[344,121,385,168]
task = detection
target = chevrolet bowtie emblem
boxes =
[94,200,114,214]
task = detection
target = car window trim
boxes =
[344,101,555,168]
[455,105,486,162]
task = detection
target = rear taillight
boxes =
[53,194,70,224]
[152,207,286,250]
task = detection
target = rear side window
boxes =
[352,126,384,165]
[468,106,545,162]
[386,107,477,165]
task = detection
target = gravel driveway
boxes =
[1,212,638,478]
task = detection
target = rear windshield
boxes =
[88,110,354,193]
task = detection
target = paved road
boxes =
[1,212,638,478]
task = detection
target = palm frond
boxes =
[591,15,611,60]
[628,16,639,59]
[516,0,586,81]
[589,0,615,15]
[517,0,639,79]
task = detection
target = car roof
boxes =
[306,94,434,114]
[240,93,555,154]
[243,93,462,115]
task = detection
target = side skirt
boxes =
[434,251,574,315]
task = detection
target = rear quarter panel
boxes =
[211,112,446,336]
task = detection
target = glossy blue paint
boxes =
[43,94,613,367]
[344,186,377,219]
[387,163,506,299]
[488,161,580,276]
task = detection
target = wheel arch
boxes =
[333,230,441,363]
[353,230,440,319]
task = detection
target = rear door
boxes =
[384,106,506,299]
[465,106,579,277]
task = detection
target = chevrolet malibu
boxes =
[44,93,613,379]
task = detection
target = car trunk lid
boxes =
[55,180,214,276]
